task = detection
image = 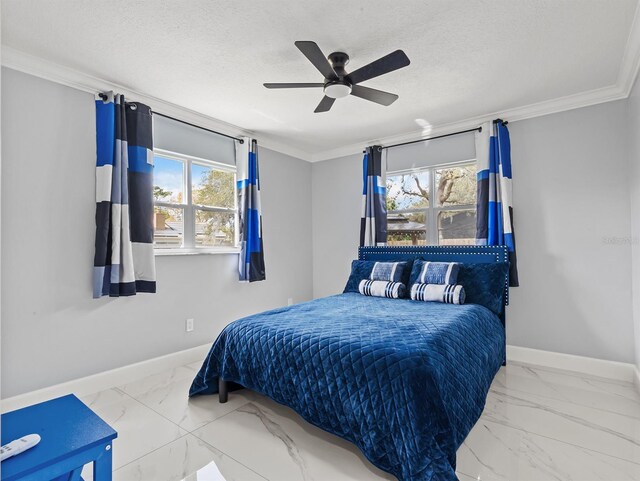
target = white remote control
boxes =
[0,434,41,461]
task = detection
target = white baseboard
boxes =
[3,343,638,413]
[507,344,636,383]
[1,344,211,413]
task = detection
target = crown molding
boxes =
[0,46,314,162]
[4,0,640,166]
[620,0,640,98]
[309,83,627,162]
[311,3,640,163]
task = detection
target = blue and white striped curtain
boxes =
[475,120,519,286]
[360,145,387,246]
[93,93,156,297]
[236,137,266,282]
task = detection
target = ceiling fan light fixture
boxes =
[324,81,352,99]
[263,41,410,112]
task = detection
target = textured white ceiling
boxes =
[2,0,638,159]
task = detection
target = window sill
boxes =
[155,247,241,256]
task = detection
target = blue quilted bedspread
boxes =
[189,293,505,481]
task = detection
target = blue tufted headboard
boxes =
[359,245,508,366]
[358,244,510,309]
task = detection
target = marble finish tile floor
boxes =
[74,361,640,480]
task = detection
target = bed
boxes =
[189,245,508,481]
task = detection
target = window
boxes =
[386,162,477,246]
[153,149,238,252]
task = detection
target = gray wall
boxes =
[313,100,635,363]
[1,68,313,397]
[507,103,633,362]
[627,75,640,371]
[3,66,638,398]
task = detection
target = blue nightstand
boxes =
[1,394,117,481]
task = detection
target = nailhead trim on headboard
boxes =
[358,245,510,306]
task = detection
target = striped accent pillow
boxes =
[370,262,406,282]
[410,283,466,305]
[418,262,460,285]
[359,280,406,299]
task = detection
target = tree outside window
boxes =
[153,151,237,250]
[386,163,476,246]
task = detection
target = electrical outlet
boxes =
[186,318,194,332]
[287,298,293,306]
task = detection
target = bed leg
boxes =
[219,378,228,404]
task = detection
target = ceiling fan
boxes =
[264,41,410,113]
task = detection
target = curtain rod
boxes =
[363,120,508,153]
[97,93,244,144]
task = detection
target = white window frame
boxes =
[153,148,240,255]
[386,159,477,245]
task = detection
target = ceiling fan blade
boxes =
[350,85,399,106]
[295,41,337,80]
[347,50,410,85]
[263,83,324,89]
[314,96,335,113]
